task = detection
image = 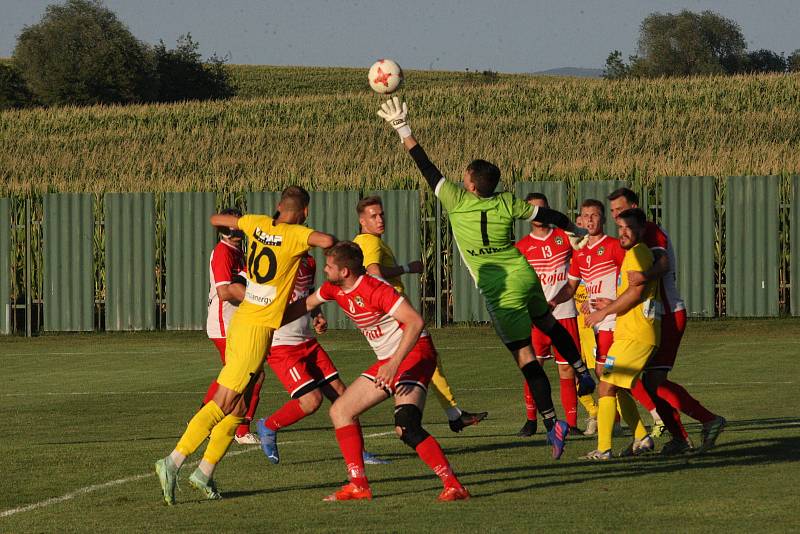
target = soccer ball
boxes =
[368,59,403,94]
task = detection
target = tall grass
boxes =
[1,68,798,196]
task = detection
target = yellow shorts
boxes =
[599,339,656,389]
[217,314,272,394]
[578,324,597,368]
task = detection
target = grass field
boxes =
[2,320,799,532]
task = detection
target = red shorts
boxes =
[596,329,614,365]
[531,317,581,365]
[210,338,226,364]
[646,309,687,370]
[268,339,339,398]
[361,336,437,395]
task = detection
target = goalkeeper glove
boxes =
[377,96,412,139]
[566,228,590,250]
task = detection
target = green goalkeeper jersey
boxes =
[435,179,536,287]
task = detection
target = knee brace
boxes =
[394,404,429,449]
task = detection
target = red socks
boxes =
[415,436,462,489]
[265,398,307,431]
[523,380,537,420]
[631,381,657,411]
[658,381,716,424]
[202,380,220,405]
[335,424,368,487]
[560,377,578,427]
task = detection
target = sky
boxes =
[2,0,799,73]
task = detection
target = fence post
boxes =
[25,197,31,337]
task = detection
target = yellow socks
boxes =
[578,393,598,419]
[430,361,458,411]
[617,390,648,441]
[597,395,616,451]
[176,401,225,457]
[203,414,243,465]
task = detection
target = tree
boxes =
[742,49,787,74]
[153,34,234,102]
[788,49,800,73]
[0,62,35,109]
[632,10,746,77]
[603,50,630,80]
[13,0,155,106]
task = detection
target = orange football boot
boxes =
[437,486,470,502]
[323,482,373,502]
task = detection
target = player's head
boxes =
[525,193,549,229]
[357,196,385,236]
[218,207,244,244]
[579,199,605,236]
[608,187,639,220]
[324,241,366,286]
[463,159,500,198]
[616,208,646,250]
[275,186,311,224]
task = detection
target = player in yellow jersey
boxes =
[352,196,488,432]
[154,186,336,504]
[583,208,660,459]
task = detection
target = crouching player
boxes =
[256,252,387,465]
[583,208,660,459]
[283,242,469,502]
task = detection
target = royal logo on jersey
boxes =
[253,228,283,247]
[597,246,605,256]
[554,236,563,246]
[355,296,364,307]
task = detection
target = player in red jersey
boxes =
[256,253,387,465]
[282,242,469,502]
[515,193,588,436]
[608,188,726,454]
[201,208,263,445]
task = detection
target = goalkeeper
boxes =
[377,97,595,459]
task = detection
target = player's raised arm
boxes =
[210,213,241,230]
[308,231,336,249]
[377,97,443,190]
[281,291,325,326]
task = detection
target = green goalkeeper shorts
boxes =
[479,263,549,345]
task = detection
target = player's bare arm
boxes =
[372,299,424,390]
[216,282,243,304]
[585,282,647,328]
[366,262,422,280]
[308,231,336,249]
[628,249,669,286]
[281,291,324,326]
[210,213,240,229]
[550,278,580,306]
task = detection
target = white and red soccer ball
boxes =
[368,59,403,94]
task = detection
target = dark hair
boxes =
[280,185,311,210]
[324,241,366,275]
[524,192,549,207]
[607,187,638,205]
[580,198,605,218]
[466,159,501,197]
[356,195,383,215]
[617,208,646,229]
[220,207,242,217]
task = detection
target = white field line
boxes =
[0,430,395,519]
[0,381,794,398]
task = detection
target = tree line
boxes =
[605,10,800,79]
[0,0,234,110]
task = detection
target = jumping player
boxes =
[353,195,488,432]
[154,186,335,504]
[201,208,262,445]
[583,208,660,459]
[377,96,595,458]
[608,188,726,454]
[255,252,387,465]
[282,242,469,501]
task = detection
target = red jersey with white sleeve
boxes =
[515,228,577,320]
[272,254,316,346]
[315,275,428,360]
[206,240,245,339]
[643,221,685,314]
[568,235,625,332]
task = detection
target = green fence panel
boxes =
[43,194,94,331]
[105,193,156,330]
[791,176,800,316]
[307,191,361,329]
[166,192,217,329]
[0,198,9,334]
[662,177,716,317]
[726,176,779,317]
[514,181,568,241]
[245,192,281,217]
[577,180,628,235]
[365,190,422,311]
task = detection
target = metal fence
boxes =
[1,176,796,335]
